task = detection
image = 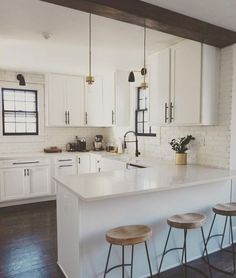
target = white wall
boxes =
[110,46,234,169]
[0,69,109,154]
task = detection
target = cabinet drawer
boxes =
[0,158,50,169]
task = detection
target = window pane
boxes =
[25,102,36,111]
[16,123,26,133]
[26,123,36,133]
[5,123,15,133]
[137,123,143,133]
[137,112,143,122]
[16,114,26,123]
[4,112,15,123]
[4,101,15,110]
[139,99,146,110]
[26,114,37,123]
[144,111,149,122]
[25,92,36,101]
[15,101,26,111]
[15,92,25,101]
[3,91,15,101]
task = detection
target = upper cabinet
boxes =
[114,70,130,126]
[85,76,103,127]
[149,40,220,126]
[46,73,85,127]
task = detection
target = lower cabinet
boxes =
[0,168,26,201]
[28,166,51,197]
[0,163,51,202]
[100,157,126,172]
[77,155,90,174]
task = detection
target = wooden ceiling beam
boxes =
[41,0,236,48]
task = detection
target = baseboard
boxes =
[0,195,56,207]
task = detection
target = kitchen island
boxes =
[55,161,236,278]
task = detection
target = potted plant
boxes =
[169,135,195,165]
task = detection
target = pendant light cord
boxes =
[89,13,92,76]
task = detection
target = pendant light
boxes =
[86,13,95,85]
[140,26,148,90]
[128,26,148,90]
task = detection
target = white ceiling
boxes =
[143,0,236,32]
[0,0,181,73]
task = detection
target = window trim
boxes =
[2,88,39,136]
[135,87,156,137]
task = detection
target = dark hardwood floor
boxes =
[0,201,235,277]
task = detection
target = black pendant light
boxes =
[128,71,135,82]
[86,13,95,85]
[128,26,148,89]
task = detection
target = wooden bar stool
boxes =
[104,224,153,277]
[203,202,236,275]
[158,213,212,278]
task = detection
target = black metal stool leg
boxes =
[104,244,112,278]
[145,241,153,277]
[182,229,188,278]
[158,226,172,274]
[122,245,125,278]
[201,227,213,278]
[203,213,217,256]
[220,216,228,249]
[230,216,236,274]
[130,245,134,278]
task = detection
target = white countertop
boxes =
[54,161,236,201]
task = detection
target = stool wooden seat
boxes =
[106,224,152,246]
[213,202,236,216]
[167,213,206,229]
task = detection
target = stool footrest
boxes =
[105,263,131,275]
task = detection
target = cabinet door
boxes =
[66,75,85,126]
[103,76,115,127]
[171,40,202,124]
[115,71,130,126]
[28,166,51,196]
[149,48,171,125]
[85,77,103,126]
[46,74,67,126]
[77,155,90,174]
[90,154,101,173]
[0,168,26,201]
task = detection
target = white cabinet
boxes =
[149,48,171,125]
[171,40,202,124]
[77,155,90,174]
[149,40,220,126]
[46,73,85,127]
[0,168,26,201]
[90,154,101,173]
[28,166,51,197]
[54,156,77,177]
[103,76,115,127]
[0,160,51,202]
[85,77,103,126]
[114,71,130,126]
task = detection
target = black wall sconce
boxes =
[16,74,26,86]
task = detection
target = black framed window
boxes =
[2,88,39,136]
[135,87,156,137]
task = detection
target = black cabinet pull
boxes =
[68,111,70,125]
[27,169,30,176]
[78,157,81,164]
[13,161,39,165]
[24,169,26,176]
[59,165,73,168]
[112,110,114,125]
[85,112,88,125]
[65,111,68,125]
[165,103,169,123]
[170,102,174,122]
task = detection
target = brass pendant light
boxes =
[86,13,95,85]
[140,26,148,90]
